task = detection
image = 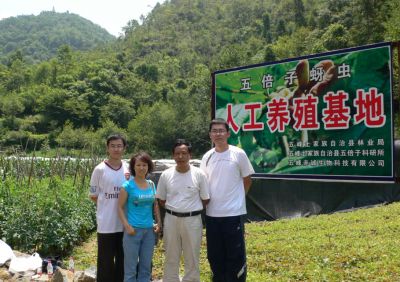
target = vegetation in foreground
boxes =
[2,152,399,280]
[0,177,96,256]
[0,154,97,256]
[70,202,400,281]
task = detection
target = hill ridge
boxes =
[0,11,115,64]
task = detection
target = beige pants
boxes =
[162,213,203,282]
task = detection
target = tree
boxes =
[34,62,51,84]
[57,44,73,72]
[100,95,135,128]
[5,59,30,92]
[384,0,400,42]
[56,121,96,149]
[319,23,349,51]
[272,27,313,59]
[96,119,127,144]
[262,13,272,43]
[276,19,286,38]
[349,0,388,45]
[37,89,70,129]
[0,95,25,130]
[264,45,276,63]
[135,64,159,83]
[216,44,246,69]
[122,19,139,37]
[6,50,24,67]
[127,102,178,156]
[294,0,306,27]
[63,94,92,127]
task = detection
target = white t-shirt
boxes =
[156,165,209,213]
[200,145,255,217]
[89,161,129,233]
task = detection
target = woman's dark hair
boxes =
[129,152,154,176]
[172,139,192,154]
[106,134,127,147]
[209,118,229,132]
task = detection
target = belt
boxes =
[165,209,203,217]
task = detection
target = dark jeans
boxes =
[97,232,124,282]
[205,215,247,282]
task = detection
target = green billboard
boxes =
[212,42,394,182]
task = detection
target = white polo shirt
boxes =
[156,165,209,213]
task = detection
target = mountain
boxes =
[0,11,115,64]
[0,0,398,157]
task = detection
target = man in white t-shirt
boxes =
[200,119,255,282]
[157,139,210,282]
[89,134,129,282]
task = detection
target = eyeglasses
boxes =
[210,129,227,134]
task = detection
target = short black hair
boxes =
[129,152,154,176]
[106,134,127,147]
[209,118,229,132]
[172,139,192,154]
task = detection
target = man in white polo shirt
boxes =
[201,118,254,282]
[156,139,210,282]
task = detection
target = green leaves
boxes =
[0,177,95,256]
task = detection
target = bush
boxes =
[0,176,96,256]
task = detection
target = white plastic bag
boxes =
[0,239,15,265]
[8,252,42,273]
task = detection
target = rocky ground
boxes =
[0,250,95,282]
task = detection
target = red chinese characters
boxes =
[292,94,320,131]
[223,88,386,133]
[266,98,290,133]
[226,103,240,133]
[243,103,264,131]
[322,91,351,129]
[353,88,386,128]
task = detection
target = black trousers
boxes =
[97,232,124,282]
[205,215,247,282]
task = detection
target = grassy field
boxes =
[70,202,400,281]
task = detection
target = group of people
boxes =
[89,118,255,282]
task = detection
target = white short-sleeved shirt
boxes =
[200,145,254,217]
[89,161,129,233]
[156,165,209,213]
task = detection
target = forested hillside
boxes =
[0,0,399,157]
[0,11,115,64]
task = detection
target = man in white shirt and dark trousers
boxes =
[157,139,210,282]
[200,119,255,282]
[89,134,129,282]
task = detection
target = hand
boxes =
[153,223,161,233]
[125,225,136,235]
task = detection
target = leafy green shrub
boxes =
[0,176,95,256]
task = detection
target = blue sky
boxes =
[0,0,164,36]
